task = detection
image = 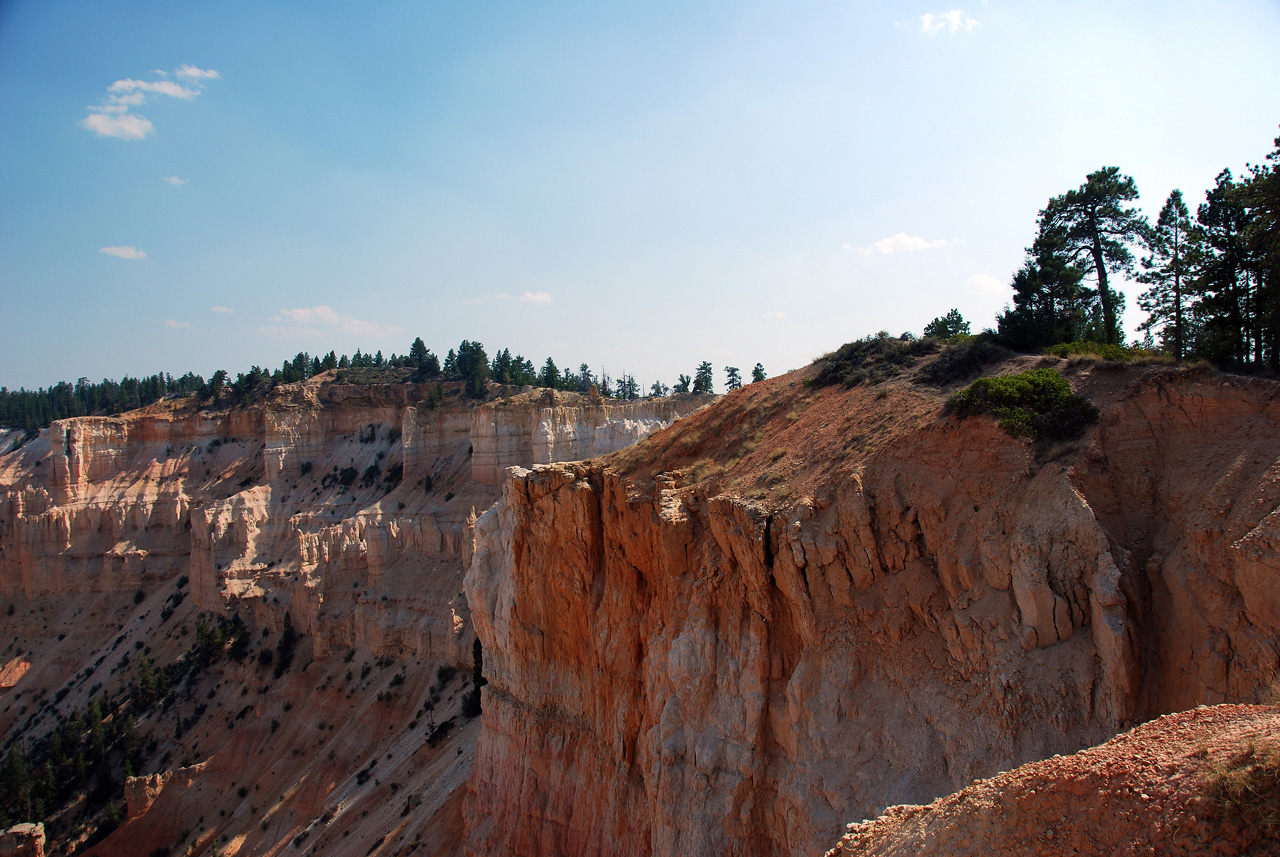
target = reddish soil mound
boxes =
[828,703,1280,857]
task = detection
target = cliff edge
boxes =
[465,354,1280,856]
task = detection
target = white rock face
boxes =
[470,395,712,484]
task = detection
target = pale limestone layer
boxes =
[469,392,713,485]
[464,372,1280,857]
[0,385,700,666]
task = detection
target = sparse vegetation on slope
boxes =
[951,367,1098,442]
[808,334,940,388]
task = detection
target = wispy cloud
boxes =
[99,245,147,260]
[919,9,979,34]
[966,274,1004,294]
[81,65,219,140]
[764,311,788,319]
[210,305,234,313]
[269,305,403,338]
[162,176,188,185]
[108,79,200,100]
[520,291,553,304]
[81,113,154,140]
[162,319,191,328]
[176,65,220,81]
[876,233,949,253]
[846,233,952,255]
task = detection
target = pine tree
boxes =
[540,357,560,389]
[724,366,742,391]
[1240,133,1280,370]
[751,363,766,383]
[1194,169,1258,367]
[997,228,1091,351]
[1137,189,1196,360]
[923,309,970,340]
[1038,166,1148,345]
[672,374,691,394]
[692,362,714,394]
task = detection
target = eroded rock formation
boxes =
[464,362,1280,856]
[0,379,708,856]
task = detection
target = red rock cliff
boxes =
[463,361,1280,856]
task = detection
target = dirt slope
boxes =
[829,702,1280,857]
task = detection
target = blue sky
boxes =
[2,1,1278,391]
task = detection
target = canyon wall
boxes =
[1,385,708,661]
[463,365,1280,856]
[0,381,709,857]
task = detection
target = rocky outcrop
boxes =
[122,772,171,821]
[464,364,1280,857]
[469,392,712,484]
[0,380,705,857]
[827,703,1280,856]
[0,824,45,857]
[0,385,702,657]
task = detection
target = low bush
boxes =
[918,336,1012,385]
[951,368,1098,442]
[1044,341,1168,362]
[808,334,940,388]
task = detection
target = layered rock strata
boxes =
[0,381,707,856]
[464,365,1280,856]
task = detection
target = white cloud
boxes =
[176,65,221,80]
[82,65,218,141]
[843,242,874,255]
[966,274,1004,294]
[520,291,553,304]
[274,305,403,338]
[162,319,191,328]
[873,233,950,254]
[764,311,788,319]
[210,305,233,313]
[108,92,146,107]
[107,78,200,100]
[80,113,154,140]
[162,176,188,185]
[920,9,979,34]
[99,245,147,259]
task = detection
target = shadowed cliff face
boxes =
[464,361,1280,857]
[0,380,708,857]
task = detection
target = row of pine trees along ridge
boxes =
[2,131,1277,434]
[998,131,1280,368]
[0,333,768,435]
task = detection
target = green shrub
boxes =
[1044,341,1165,362]
[952,368,1097,442]
[809,334,940,388]
[918,336,1012,385]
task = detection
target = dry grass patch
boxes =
[1202,736,1280,833]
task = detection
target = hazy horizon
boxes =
[2,0,1278,391]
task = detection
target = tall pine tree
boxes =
[1038,166,1148,345]
[1137,189,1196,360]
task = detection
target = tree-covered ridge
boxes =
[997,131,1280,369]
[0,335,766,435]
